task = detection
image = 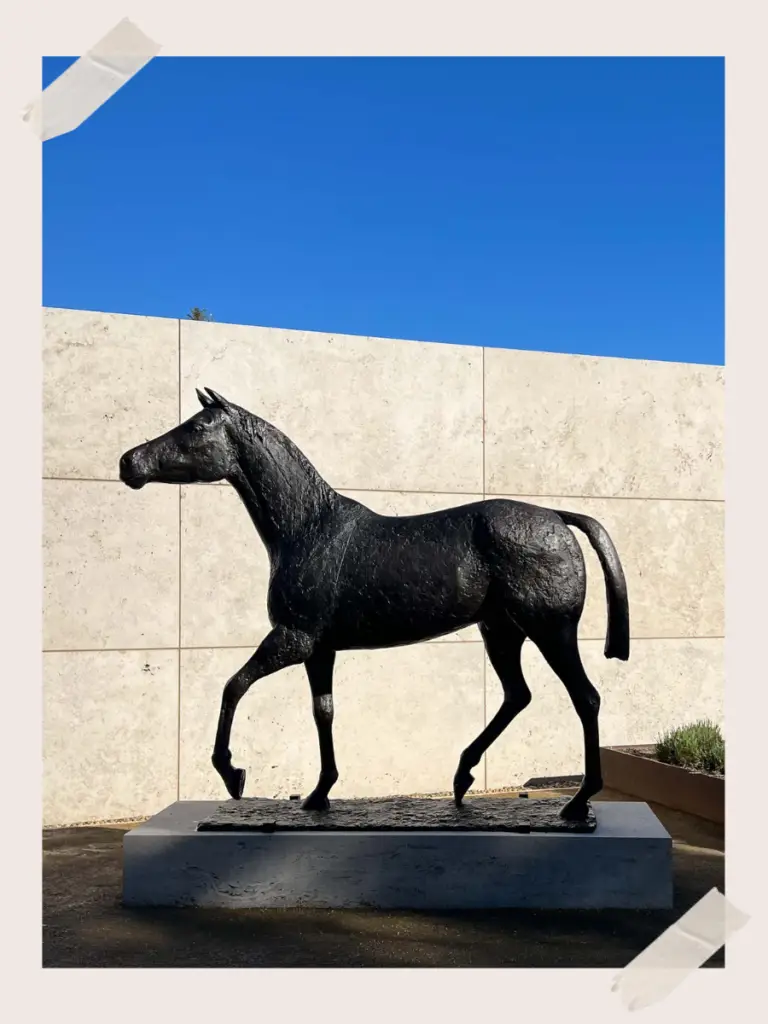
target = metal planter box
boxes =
[600,745,724,825]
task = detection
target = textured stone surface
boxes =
[180,320,484,493]
[44,649,178,826]
[40,310,723,827]
[179,642,485,801]
[44,480,179,650]
[179,484,269,648]
[197,796,596,832]
[43,307,178,480]
[484,348,724,500]
[123,800,672,909]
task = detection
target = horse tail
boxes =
[552,509,630,661]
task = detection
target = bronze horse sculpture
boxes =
[120,388,629,821]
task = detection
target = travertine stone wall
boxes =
[43,308,724,825]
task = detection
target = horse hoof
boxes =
[453,769,475,806]
[559,797,588,821]
[301,792,330,812]
[225,767,246,800]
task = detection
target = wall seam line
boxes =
[40,476,726,504]
[482,345,488,791]
[41,635,726,654]
[176,317,182,802]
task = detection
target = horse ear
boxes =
[204,388,231,411]
[196,388,214,408]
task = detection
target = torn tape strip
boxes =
[22,17,161,142]
[612,887,750,1012]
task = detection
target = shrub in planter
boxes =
[655,719,724,776]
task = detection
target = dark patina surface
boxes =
[196,796,597,833]
[120,387,631,821]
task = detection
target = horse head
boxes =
[119,387,237,489]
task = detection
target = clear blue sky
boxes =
[43,57,723,364]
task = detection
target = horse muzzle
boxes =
[119,450,149,489]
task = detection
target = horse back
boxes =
[267,497,581,648]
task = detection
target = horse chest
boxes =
[265,535,358,628]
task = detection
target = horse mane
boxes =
[229,402,336,498]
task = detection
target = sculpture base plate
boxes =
[196,795,596,833]
[123,798,672,909]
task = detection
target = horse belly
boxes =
[331,544,489,649]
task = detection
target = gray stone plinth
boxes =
[123,799,673,910]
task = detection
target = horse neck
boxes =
[227,414,336,557]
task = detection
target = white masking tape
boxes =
[612,888,750,1011]
[22,17,161,142]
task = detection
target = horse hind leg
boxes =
[532,620,603,820]
[453,621,531,805]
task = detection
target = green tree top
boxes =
[187,307,214,321]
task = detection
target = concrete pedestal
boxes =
[123,799,672,909]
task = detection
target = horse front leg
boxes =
[212,625,314,799]
[302,647,339,811]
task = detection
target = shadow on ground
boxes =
[42,789,724,968]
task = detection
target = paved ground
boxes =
[43,788,724,968]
